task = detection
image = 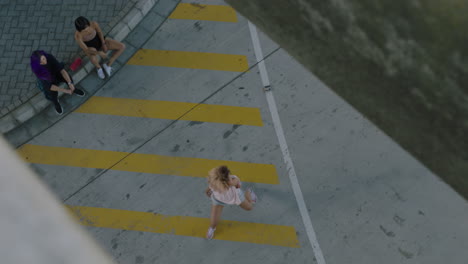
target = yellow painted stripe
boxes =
[18,145,279,184]
[67,205,299,247]
[169,3,237,22]
[75,96,263,126]
[127,49,248,72]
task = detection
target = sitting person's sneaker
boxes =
[54,102,63,115]
[73,88,85,97]
[206,227,216,240]
[97,67,105,79]
[103,63,113,77]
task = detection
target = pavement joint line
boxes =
[67,205,300,248]
[18,144,280,184]
[248,21,326,264]
[0,0,158,135]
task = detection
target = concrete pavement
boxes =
[8,0,468,263]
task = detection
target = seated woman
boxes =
[30,50,85,115]
[74,16,126,79]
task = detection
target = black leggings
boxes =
[44,74,74,105]
[45,91,59,105]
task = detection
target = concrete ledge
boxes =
[83,59,95,74]
[72,67,88,84]
[0,114,18,134]
[123,9,144,30]
[154,0,179,17]
[29,93,50,112]
[0,0,160,135]
[136,0,156,16]
[11,102,36,124]
[109,22,131,42]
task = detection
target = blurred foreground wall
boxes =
[0,136,114,264]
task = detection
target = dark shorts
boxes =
[84,34,103,51]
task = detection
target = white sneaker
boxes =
[206,227,216,240]
[248,187,257,204]
[97,68,105,79]
[103,63,113,77]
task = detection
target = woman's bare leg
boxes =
[209,205,224,229]
[98,51,108,60]
[245,189,253,203]
[239,189,255,211]
[87,52,101,69]
[105,38,126,66]
[239,200,253,211]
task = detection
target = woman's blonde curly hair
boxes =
[207,165,231,192]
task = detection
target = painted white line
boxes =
[248,22,270,88]
[248,21,327,264]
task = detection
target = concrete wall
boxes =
[0,136,114,264]
[226,0,468,200]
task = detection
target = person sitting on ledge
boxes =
[74,16,126,79]
[30,50,85,115]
